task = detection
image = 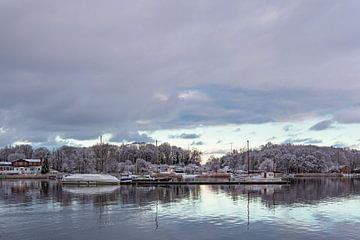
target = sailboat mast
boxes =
[247,140,250,174]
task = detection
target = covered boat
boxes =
[63,186,120,194]
[62,174,120,185]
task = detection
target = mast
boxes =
[156,139,159,172]
[247,140,250,174]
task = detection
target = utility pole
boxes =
[247,140,250,175]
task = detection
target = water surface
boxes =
[1,178,359,240]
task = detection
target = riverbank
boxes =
[294,173,343,177]
[0,174,57,180]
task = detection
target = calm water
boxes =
[1,178,360,240]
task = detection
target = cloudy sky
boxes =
[1,0,360,157]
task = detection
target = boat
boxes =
[131,174,173,183]
[231,172,289,184]
[119,174,133,183]
[131,174,155,182]
[61,174,120,185]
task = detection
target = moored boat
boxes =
[62,174,120,185]
[120,174,133,183]
[231,172,289,184]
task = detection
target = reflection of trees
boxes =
[0,180,50,205]
[0,181,201,207]
[263,178,360,206]
[1,179,359,210]
[117,185,201,206]
[209,178,360,207]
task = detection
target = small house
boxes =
[339,165,352,174]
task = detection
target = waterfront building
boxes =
[0,162,14,174]
[11,159,43,174]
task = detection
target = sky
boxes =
[0,0,360,158]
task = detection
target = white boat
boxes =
[231,172,288,184]
[132,174,155,182]
[62,174,120,185]
[120,174,133,183]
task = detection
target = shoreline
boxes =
[0,174,53,180]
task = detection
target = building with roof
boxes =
[0,162,14,174]
[11,159,43,174]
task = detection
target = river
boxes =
[1,178,359,240]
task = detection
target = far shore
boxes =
[1,172,358,181]
[0,174,53,179]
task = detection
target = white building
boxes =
[0,162,14,174]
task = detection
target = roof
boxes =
[0,162,12,166]
[12,159,42,163]
[24,159,42,163]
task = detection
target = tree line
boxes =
[205,143,360,173]
[1,142,360,174]
[0,143,202,173]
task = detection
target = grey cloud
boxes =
[110,132,154,143]
[162,84,360,128]
[204,149,228,155]
[191,141,205,146]
[283,138,322,145]
[266,136,277,142]
[169,133,201,139]
[309,120,334,131]
[332,142,348,148]
[1,1,360,146]
[335,107,360,124]
[283,125,293,132]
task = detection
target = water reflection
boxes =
[0,179,360,240]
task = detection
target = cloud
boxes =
[177,90,207,101]
[283,125,293,132]
[0,1,360,147]
[335,107,360,124]
[266,136,277,142]
[110,132,155,143]
[309,120,334,131]
[283,138,322,145]
[169,133,201,139]
[191,141,205,146]
[153,93,169,102]
[332,142,348,148]
[204,149,228,155]
[233,128,241,132]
